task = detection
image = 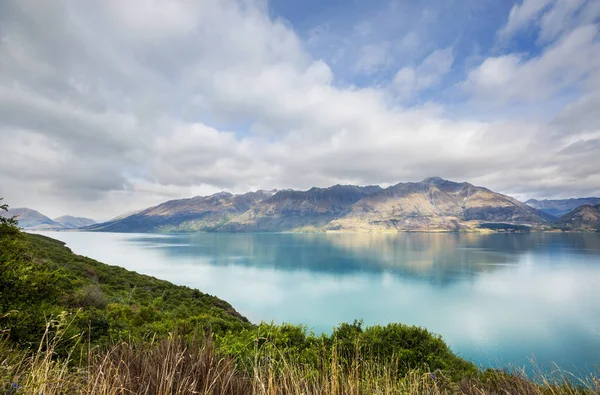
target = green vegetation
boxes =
[1,199,250,348]
[478,223,532,232]
[1,199,599,394]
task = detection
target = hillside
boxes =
[90,178,554,233]
[328,177,552,232]
[0,230,250,345]
[86,190,276,232]
[0,207,66,230]
[53,215,96,228]
[557,204,600,231]
[526,197,600,217]
[220,185,382,232]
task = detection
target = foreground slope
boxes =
[557,204,600,231]
[2,232,250,344]
[328,177,551,232]
[526,197,600,217]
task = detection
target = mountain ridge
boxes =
[0,208,96,230]
[1,208,65,230]
[526,197,600,217]
[53,215,97,228]
[556,204,600,231]
[86,178,561,233]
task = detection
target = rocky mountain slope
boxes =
[526,197,600,217]
[556,204,600,231]
[91,178,556,233]
[86,190,277,232]
[327,177,551,232]
[219,185,382,232]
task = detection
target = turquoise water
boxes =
[39,231,600,372]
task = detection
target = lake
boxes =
[38,231,600,372]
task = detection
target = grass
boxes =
[1,317,598,395]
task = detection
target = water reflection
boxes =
[132,232,600,283]
[38,231,600,373]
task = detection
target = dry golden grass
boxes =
[1,322,598,395]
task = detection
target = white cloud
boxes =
[538,0,587,42]
[0,0,599,219]
[464,25,600,102]
[355,42,392,75]
[499,0,554,39]
[393,48,454,98]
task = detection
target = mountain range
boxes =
[525,197,600,217]
[0,208,96,230]
[7,178,598,233]
[84,177,598,233]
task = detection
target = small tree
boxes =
[0,198,63,344]
[0,197,20,236]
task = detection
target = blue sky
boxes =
[1,0,599,218]
[272,1,511,93]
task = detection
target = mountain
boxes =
[53,215,96,228]
[91,178,555,233]
[1,208,66,230]
[86,190,277,233]
[556,204,600,231]
[219,185,382,232]
[327,177,552,232]
[0,208,97,230]
[526,197,600,217]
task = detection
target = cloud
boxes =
[0,0,599,219]
[498,0,600,44]
[355,42,393,75]
[393,48,454,98]
[499,0,554,39]
[464,25,600,102]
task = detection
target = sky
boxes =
[1,0,600,220]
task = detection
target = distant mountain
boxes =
[327,177,552,232]
[219,185,382,232]
[0,208,97,230]
[556,204,600,231]
[86,190,277,233]
[53,215,96,228]
[1,208,66,230]
[526,197,600,217]
[91,178,556,233]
